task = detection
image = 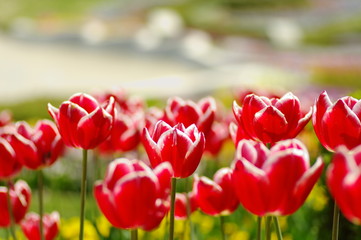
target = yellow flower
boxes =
[60,217,99,240]
[307,184,328,211]
[229,230,250,240]
[96,215,111,238]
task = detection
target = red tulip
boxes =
[313,91,361,151]
[21,212,60,240]
[233,92,312,144]
[204,122,229,157]
[327,145,361,224]
[194,168,238,216]
[0,110,12,127]
[163,97,216,135]
[48,93,115,149]
[232,139,323,216]
[0,180,31,227]
[229,121,251,147]
[142,120,205,178]
[0,133,22,179]
[10,120,64,170]
[175,192,198,220]
[94,159,172,230]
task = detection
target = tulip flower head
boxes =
[48,93,115,149]
[21,211,60,240]
[327,145,361,224]
[0,132,22,179]
[0,180,31,227]
[204,122,229,157]
[233,92,312,144]
[194,168,239,216]
[10,120,64,170]
[142,120,205,178]
[94,159,173,231]
[163,96,216,135]
[313,91,361,151]
[175,192,198,220]
[232,139,323,216]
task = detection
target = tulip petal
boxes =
[275,92,301,130]
[142,128,162,168]
[322,99,361,150]
[254,106,288,143]
[57,102,87,148]
[69,93,99,113]
[312,91,332,148]
[183,132,205,178]
[94,183,125,228]
[232,160,269,216]
[77,107,112,149]
[113,172,158,228]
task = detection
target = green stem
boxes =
[169,178,177,240]
[38,170,45,240]
[79,149,88,240]
[6,180,17,240]
[131,229,138,240]
[265,216,272,240]
[332,202,340,240]
[257,216,262,240]
[273,216,283,240]
[220,215,226,240]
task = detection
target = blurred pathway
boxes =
[0,35,202,103]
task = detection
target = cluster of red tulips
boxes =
[1,88,361,240]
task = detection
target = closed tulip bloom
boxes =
[232,139,323,216]
[175,192,198,220]
[327,145,361,224]
[0,180,31,227]
[163,97,216,135]
[313,91,361,151]
[233,92,312,144]
[21,212,60,240]
[0,135,22,179]
[48,93,115,149]
[142,121,205,178]
[194,168,238,216]
[10,120,64,170]
[94,159,173,231]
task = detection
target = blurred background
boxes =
[0,0,361,106]
[1,0,361,239]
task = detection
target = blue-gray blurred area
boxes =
[0,0,360,103]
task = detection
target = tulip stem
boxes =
[131,229,138,240]
[6,180,17,240]
[169,177,177,240]
[257,216,262,240]
[332,202,340,240]
[220,215,226,240]
[79,149,88,240]
[38,170,45,240]
[273,216,283,240]
[265,216,272,240]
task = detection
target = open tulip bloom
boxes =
[233,92,312,144]
[142,120,205,179]
[0,180,31,227]
[313,91,361,151]
[194,168,238,216]
[94,159,172,233]
[163,96,216,135]
[48,93,114,150]
[21,212,60,240]
[232,139,324,217]
[327,145,361,225]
